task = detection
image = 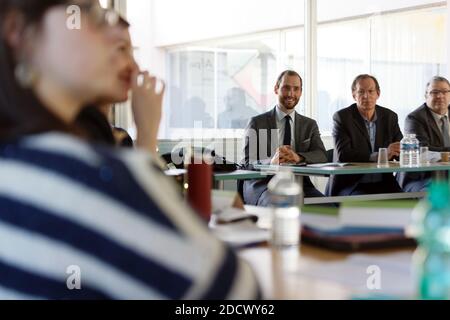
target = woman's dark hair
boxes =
[0,0,75,142]
[76,105,116,146]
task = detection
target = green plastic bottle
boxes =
[412,181,450,300]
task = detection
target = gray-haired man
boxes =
[399,76,450,192]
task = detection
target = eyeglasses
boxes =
[356,90,378,96]
[75,2,120,28]
[428,90,450,97]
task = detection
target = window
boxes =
[124,0,448,140]
[126,0,306,140]
[317,1,447,134]
[99,0,109,8]
[166,34,282,139]
[371,7,447,130]
[317,19,368,134]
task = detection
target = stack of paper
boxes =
[339,200,417,230]
[300,201,418,251]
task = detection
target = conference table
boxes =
[254,162,450,205]
[214,205,418,300]
[206,163,450,299]
[166,162,450,205]
[238,245,415,300]
[213,170,270,189]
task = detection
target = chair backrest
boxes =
[326,149,334,162]
[237,180,245,204]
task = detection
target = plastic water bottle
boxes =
[400,134,418,167]
[268,168,302,247]
[400,134,411,167]
[410,181,450,299]
[410,134,420,167]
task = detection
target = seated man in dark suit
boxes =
[328,74,403,196]
[398,76,450,192]
[242,70,327,206]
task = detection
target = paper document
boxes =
[307,163,352,168]
[428,151,442,163]
[214,207,258,224]
[244,205,340,230]
[212,190,237,213]
[339,200,417,229]
[211,220,270,248]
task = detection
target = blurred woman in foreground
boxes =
[0,0,259,299]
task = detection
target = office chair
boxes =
[326,149,334,163]
[324,149,334,196]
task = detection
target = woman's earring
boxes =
[14,62,38,88]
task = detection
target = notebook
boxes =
[300,204,417,252]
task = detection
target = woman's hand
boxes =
[131,70,166,154]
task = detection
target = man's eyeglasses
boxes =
[356,90,378,96]
[428,90,450,97]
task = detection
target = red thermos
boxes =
[186,161,212,221]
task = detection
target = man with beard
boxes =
[241,70,327,206]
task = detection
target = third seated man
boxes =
[327,74,403,196]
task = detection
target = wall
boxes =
[128,1,166,77]
[153,0,303,47]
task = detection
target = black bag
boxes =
[161,148,238,173]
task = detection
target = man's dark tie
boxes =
[442,116,450,148]
[283,116,292,146]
